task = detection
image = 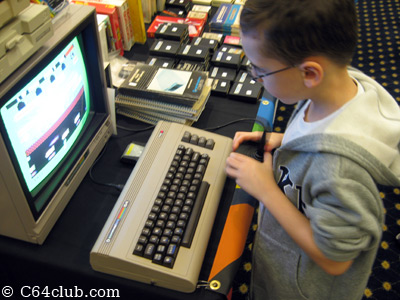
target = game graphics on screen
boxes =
[1,37,90,192]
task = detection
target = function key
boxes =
[205,139,215,150]
[182,132,191,143]
[190,134,199,145]
[198,137,207,147]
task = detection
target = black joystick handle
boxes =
[254,130,267,161]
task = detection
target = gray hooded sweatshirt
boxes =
[251,68,400,300]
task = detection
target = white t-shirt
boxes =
[282,78,364,145]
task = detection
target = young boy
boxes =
[225,0,400,299]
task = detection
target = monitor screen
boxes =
[1,37,90,198]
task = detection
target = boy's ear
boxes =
[298,61,323,88]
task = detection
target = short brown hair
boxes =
[240,0,358,66]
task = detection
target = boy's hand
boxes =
[232,131,284,152]
[232,131,263,151]
[225,151,275,200]
[265,132,284,152]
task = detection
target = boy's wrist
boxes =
[256,181,283,207]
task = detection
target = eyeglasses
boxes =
[247,62,293,80]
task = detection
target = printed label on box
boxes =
[234,83,242,94]
[155,41,163,50]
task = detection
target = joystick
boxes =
[235,130,268,162]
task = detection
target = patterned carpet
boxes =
[231,0,400,299]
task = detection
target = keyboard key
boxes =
[133,243,144,256]
[165,198,174,206]
[163,256,174,268]
[138,235,147,244]
[149,235,159,244]
[148,212,157,221]
[171,235,181,244]
[166,221,175,229]
[174,227,183,236]
[192,152,200,162]
[182,131,191,142]
[163,229,173,238]
[158,212,168,220]
[153,253,164,265]
[179,212,189,221]
[145,220,154,229]
[171,206,181,214]
[152,227,162,236]
[141,227,151,237]
[144,244,156,259]
[160,236,170,245]
[156,244,166,254]
[190,134,199,145]
[167,244,178,257]
[176,220,186,228]
[182,205,191,213]
[205,139,215,149]
[198,136,206,147]
[156,220,165,228]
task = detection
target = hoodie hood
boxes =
[281,68,400,186]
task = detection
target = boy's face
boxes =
[241,32,307,105]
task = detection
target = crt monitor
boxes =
[0,4,113,244]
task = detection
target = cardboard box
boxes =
[78,0,135,50]
[71,1,124,55]
[147,15,206,40]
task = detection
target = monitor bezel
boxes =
[0,7,108,221]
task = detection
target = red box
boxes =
[71,1,124,55]
[147,16,206,40]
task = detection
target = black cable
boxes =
[117,124,155,132]
[201,117,260,131]
[89,142,125,192]
[201,117,271,132]
[115,123,155,139]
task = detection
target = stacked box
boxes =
[209,3,242,36]
[165,0,192,12]
[146,56,176,68]
[210,78,231,96]
[228,81,263,104]
[240,56,250,70]
[209,66,237,81]
[125,0,147,43]
[186,11,208,21]
[155,22,189,42]
[175,60,208,71]
[147,15,206,40]
[211,48,243,69]
[177,44,211,62]
[98,0,135,50]
[191,37,219,53]
[149,39,181,58]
